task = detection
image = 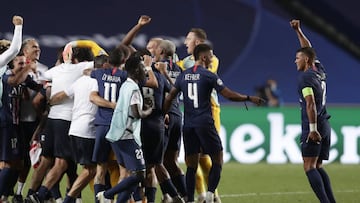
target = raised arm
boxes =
[6,61,34,86]
[143,55,158,88]
[0,16,23,67]
[290,19,312,48]
[121,15,151,48]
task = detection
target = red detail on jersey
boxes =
[111,67,117,75]
[193,65,198,73]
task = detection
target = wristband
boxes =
[309,123,317,132]
[145,66,152,71]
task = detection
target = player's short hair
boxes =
[297,47,316,64]
[73,47,94,62]
[8,52,25,69]
[125,52,145,82]
[159,39,176,57]
[94,55,109,69]
[194,44,212,61]
[109,46,126,67]
[190,28,207,41]
[20,38,37,53]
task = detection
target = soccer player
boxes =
[49,57,100,203]
[0,54,40,202]
[0,15,23,108]
[28,47,95,203]
[90,46,129,203]
[139,48,185,203]
[163,44,264,203]
[14,37,49,202]
[290,19,336,203]
[153,39,187,200]
[179,28,221,203]
[96,54,152,203]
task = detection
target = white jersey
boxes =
[66,75,98,139]
[44,61,93,121]
[20,62,49,122]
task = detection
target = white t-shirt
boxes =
[44,61,93,121]
[66,75,98,139]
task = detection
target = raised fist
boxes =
[13,15,23,26]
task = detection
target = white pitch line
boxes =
[219,190,359,198]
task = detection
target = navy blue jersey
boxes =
[141,69,171,118]
[163,59,182,117]
[174,65,225,127]
[91,68,127,125]
[297,61,330,127]
[1,69,38,125]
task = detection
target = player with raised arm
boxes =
[164,44,264,203]
[0,15,23,108]
[290,19,336,203]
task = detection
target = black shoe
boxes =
[12,195,24,203]
[24,194,41,203]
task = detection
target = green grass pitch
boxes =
[24,162,360,203]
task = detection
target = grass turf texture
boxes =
[23,162,359,203]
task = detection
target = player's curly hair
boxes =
[0,39,11,54]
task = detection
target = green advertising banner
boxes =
[215,105,360,164]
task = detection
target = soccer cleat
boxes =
[214,196,221,203]
[196,193,206,203]
[96,191,112,203]
[205,192,214,203]
[75,198,82,203]
[24,194,41,203]
[161,194,171,203]
[172,195,185,203]
[12,195,23,203]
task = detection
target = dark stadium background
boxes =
[1,0,359,104]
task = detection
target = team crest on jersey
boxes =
[217,78,223,86]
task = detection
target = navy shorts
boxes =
[111,139,145,171]
[164,113,182,152]
[183,125,223,156]
[141,117,165,165]
[0,124,21,161]
[46,118,72,160]
[92,125,112,163]
[301,119,331,160]
[70,135,95,166]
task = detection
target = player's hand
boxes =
[306,131,322,144]
[164,114,169,129]
[154,62,167,74]
[138,15,151,26]
[290,19,300,30]
[143,55,152,67]
[63,43,73,64]
[249,96,266,106]
[13,15,23,26]
[110,102,117,109]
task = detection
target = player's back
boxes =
[175,66,224,127]
[91,67,127,125]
